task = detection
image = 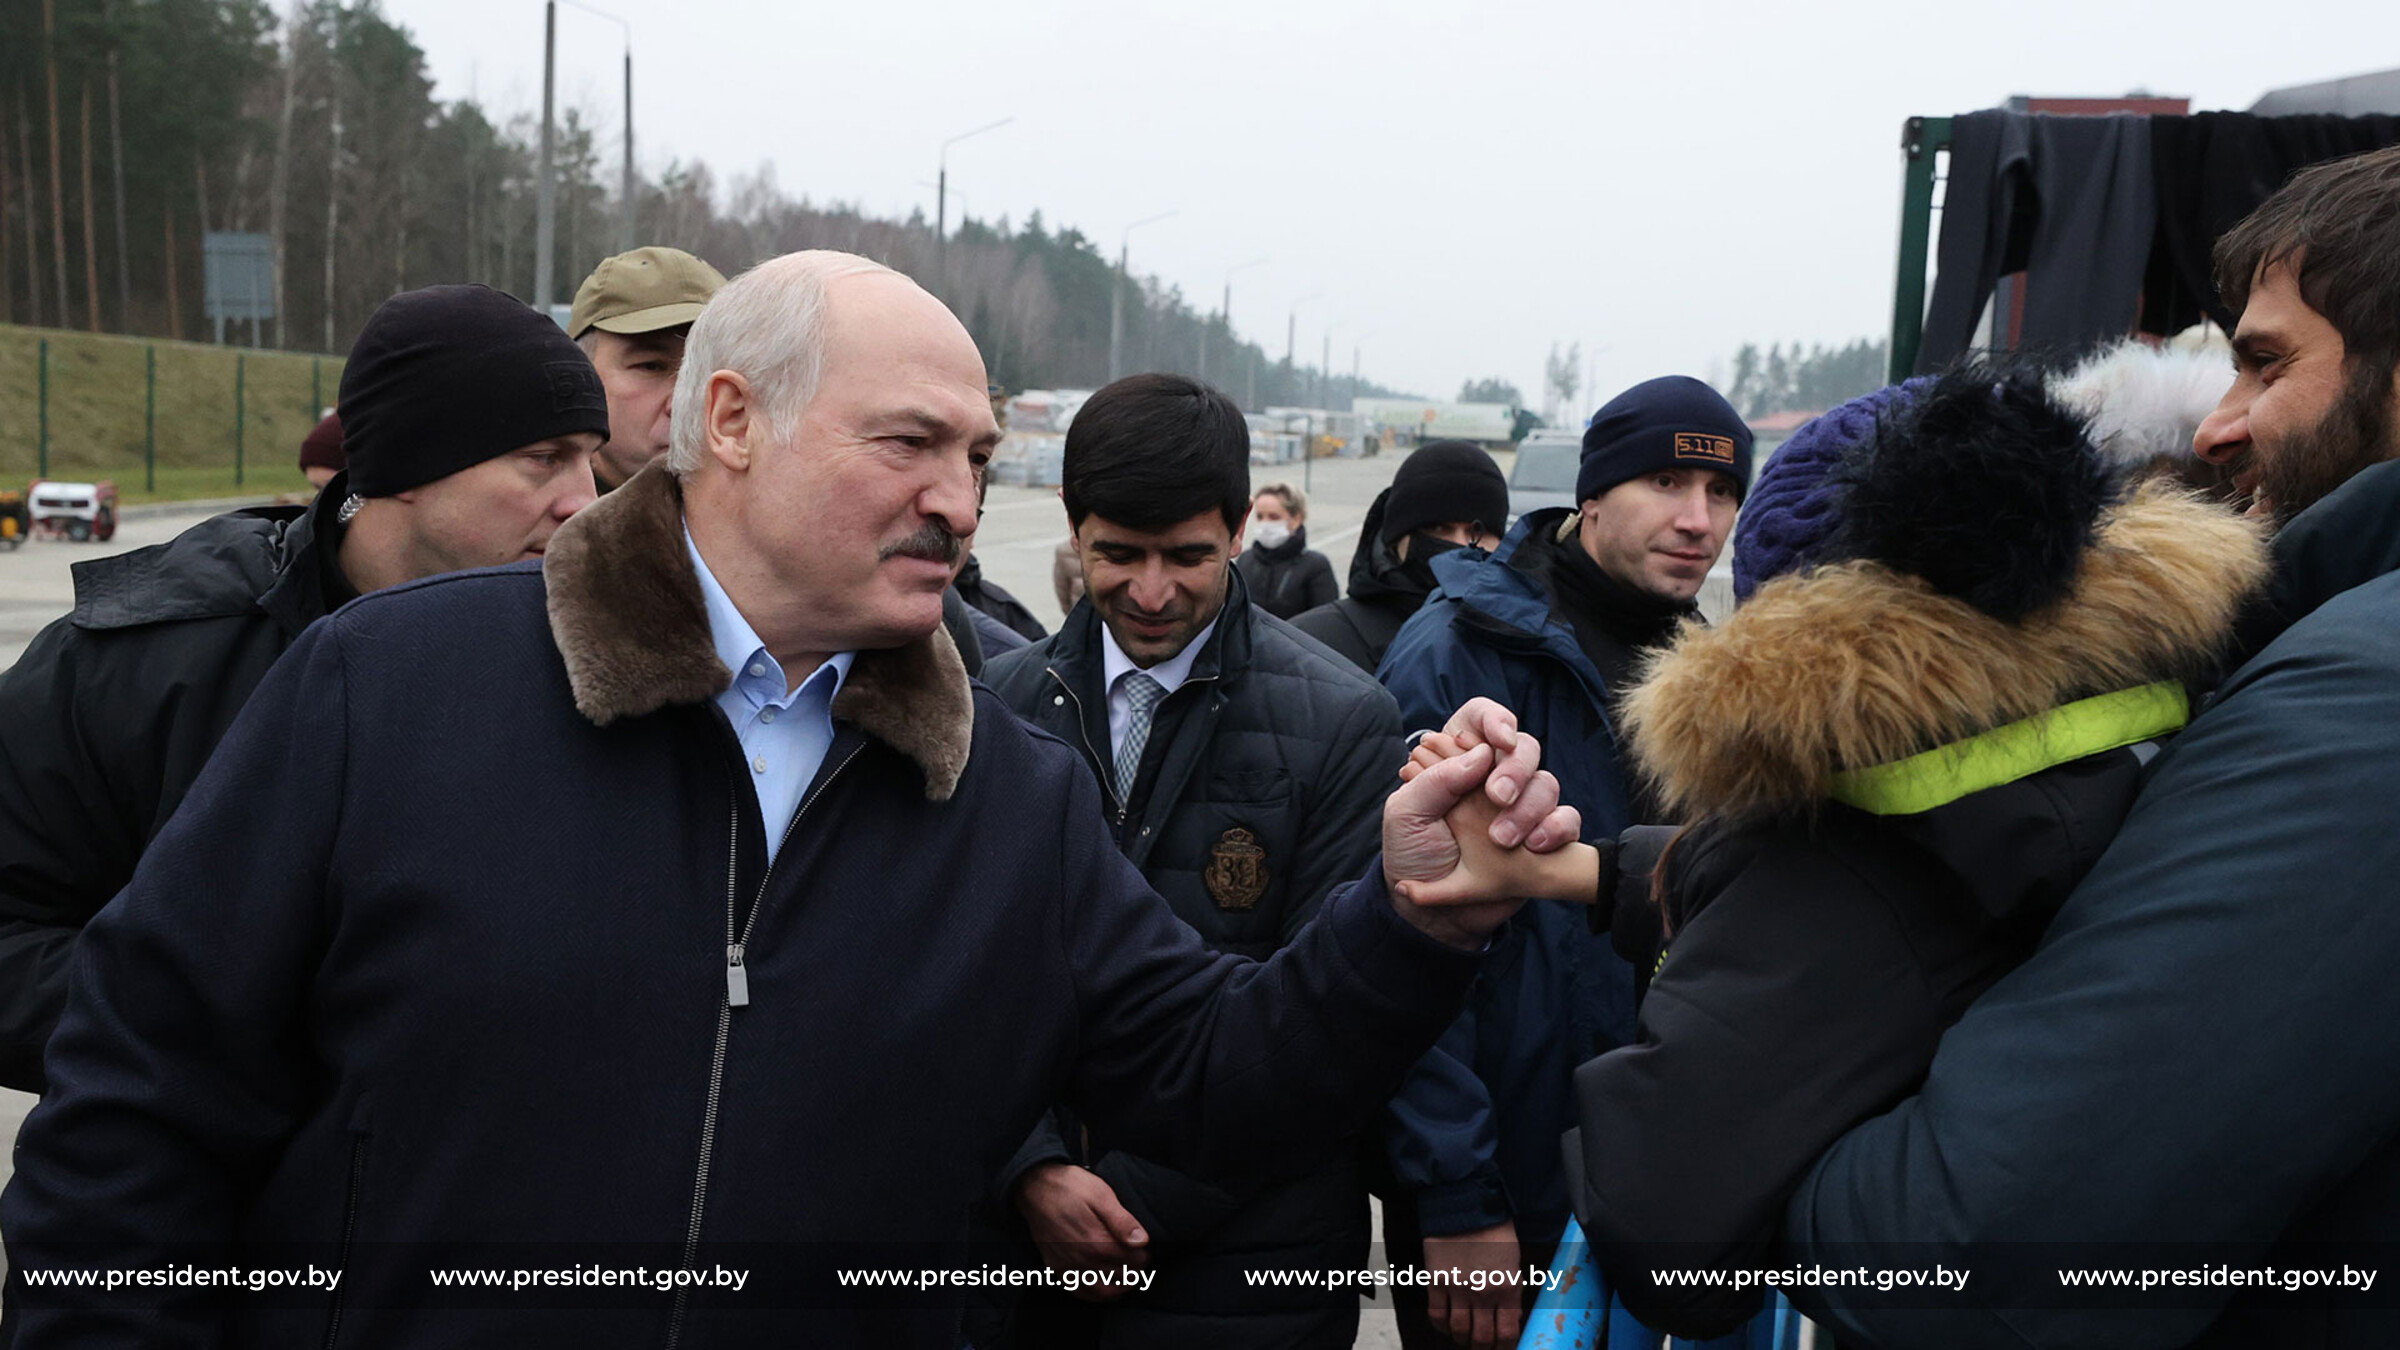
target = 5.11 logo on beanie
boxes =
[546,360,609,414]
[1672,432,1738,465]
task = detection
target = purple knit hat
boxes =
[1731,380,1926,601]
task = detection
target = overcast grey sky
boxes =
[390,0,2391,410]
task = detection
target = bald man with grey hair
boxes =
[3,249,1585,1349]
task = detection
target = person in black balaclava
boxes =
[1289,441,1509,672]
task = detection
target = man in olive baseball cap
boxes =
[568,245,729,491]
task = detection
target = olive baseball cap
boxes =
[567,246,728,339]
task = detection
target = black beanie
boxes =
[338,284,611,497]
[1575,375,1753,504]
[1382,440,1511,545]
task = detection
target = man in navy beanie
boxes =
[0,283,607,1092]
[1369,375,1749,1349]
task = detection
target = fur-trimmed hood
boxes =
[1623,483,2268,821]
[540,465,973,800]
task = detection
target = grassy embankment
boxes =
[0,324,342,504]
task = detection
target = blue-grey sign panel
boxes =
[203,232,275,322]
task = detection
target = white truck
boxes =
[1350,397,1518,448]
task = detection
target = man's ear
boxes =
[703,370,756,473]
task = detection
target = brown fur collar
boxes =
[542,466,972,801]
[1622,483,2268,821]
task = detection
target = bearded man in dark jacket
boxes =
[1779,144,2400,1350]
[0,283,608,1092]
[984,374,1404,1349]
[1291,440,1508,672]
[0,252,1582,1350]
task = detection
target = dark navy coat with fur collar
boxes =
[0,467,1480,1349]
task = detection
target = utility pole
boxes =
[621,47,634,251]
[1107,209,1175,383]
[1209,255,1265,389]
[269,1,298,348]
[559,3,636,254]
[323,84,340,351]
[533,0,557,310]
[935,117,1012,303]
[1284,292,1319,400]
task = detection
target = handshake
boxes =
[1378,697,1620,950]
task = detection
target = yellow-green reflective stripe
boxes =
[1829,682,2188,817]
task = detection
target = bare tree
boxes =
[79,80,101,331]
[1544,341,1582,421]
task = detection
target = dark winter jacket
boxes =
[983,571,1403,1346]
[1289,489,1451,673]
[1569,484,2266,1338]
[1234,527,1338,620]
[0,468,1480,1350]
[955,554,1048,643]
[1784,458,2400,1350]
[0,478,350,1092]
[1369,508,1646,1245]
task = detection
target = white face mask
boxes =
[1251,519,1293,549]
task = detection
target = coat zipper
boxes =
[663,740,865,1349]
[322,1134,369,1350]
[1047,668,1127,827]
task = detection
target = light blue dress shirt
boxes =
[686,530,854,866]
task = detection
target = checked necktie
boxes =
[1113,672,1166,802]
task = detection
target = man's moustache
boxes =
[881,525,964,566]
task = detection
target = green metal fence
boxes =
[0,325,340,503]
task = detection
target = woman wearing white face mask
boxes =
[1235,483,1339,620]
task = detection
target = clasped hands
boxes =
[1381,698,1603,949]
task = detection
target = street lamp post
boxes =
[937,117,1013,303]
[1285,291,1321,394]
[1108,210,1177,383]
[561,1,634,254]
[1205,255,1266,384]
[533,0,556,309]
[1310,320,1341,495]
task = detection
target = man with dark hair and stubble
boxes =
[1769,144,2400,1350]
[981,373,1406,1350]
[2191,150,2400,523]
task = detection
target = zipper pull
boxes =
[726,943,750,1008]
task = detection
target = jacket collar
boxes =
[258,475,350,637]
[71,490,322,637]
[2231,456,2400,663]
[1623,483,2269,822]
[541,465,973,801]
[1428,507,1614,688]
[1045,561,1256,698]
